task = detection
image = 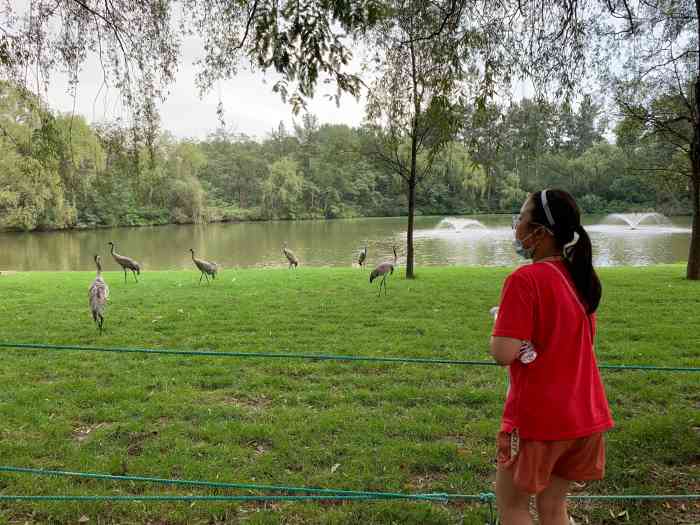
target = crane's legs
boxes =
[123,269,127,284]
[377,274,388,297]
[199,272,204,284]
[132,270,138,283]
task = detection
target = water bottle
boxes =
[518,340,538,364]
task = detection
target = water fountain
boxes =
[437,218,487,230]
[605,212,671,229]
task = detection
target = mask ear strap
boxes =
[563,230,580,260]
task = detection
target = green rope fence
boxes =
[1,342,698,372]
[0,466,449,502]
[0,342,697,521]
[1,465,698,504]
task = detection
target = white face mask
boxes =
[513,228,540,259]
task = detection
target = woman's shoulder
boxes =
[508,260,567,286]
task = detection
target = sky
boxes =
[16,0,560,143]
[16,0,548,142]
[44,33,366,141]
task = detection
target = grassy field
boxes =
[0,266,698,524]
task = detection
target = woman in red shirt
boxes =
[491,190,614,525]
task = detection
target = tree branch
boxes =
[235,0,259,51]
[399,0,464,45]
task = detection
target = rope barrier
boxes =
[0,341,697,519]
[0,466,447,502]
[0,495,431,502]
[2,466,698,504]
[1,342,698,372]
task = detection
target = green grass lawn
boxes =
[0,266,698,524]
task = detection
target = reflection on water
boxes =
[0,215,692,271]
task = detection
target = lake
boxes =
[0,214,692,271]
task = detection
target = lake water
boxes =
[0,215,692,271]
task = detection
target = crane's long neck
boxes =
[110,244,115,255]
[96,259,102,275]
[393,248,397,264]
[191,251,196,261]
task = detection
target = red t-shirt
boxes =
[492,260,614,441]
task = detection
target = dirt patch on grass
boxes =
[71,422,112,443]
[438,434,465,447]
[246,438,273,456]
[127,430,159,456]
[566,466,700,525]
[406,472,449,491]
[221,394,272,412]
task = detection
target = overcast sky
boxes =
[44,32,366,141]
[16,1,609,143]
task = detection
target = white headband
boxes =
[541,190,555,227]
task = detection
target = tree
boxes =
[601,0,700,278]
[261,157,303,218]
[0,82,75,229]
[53,114,106,217]
[1,1,384,132]
[365,0,468,278]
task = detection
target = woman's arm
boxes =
[490,336,521,366]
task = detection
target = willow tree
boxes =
[599,0,700,279]
[0,1,384,136]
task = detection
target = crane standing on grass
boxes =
[89,255,109,333]
[283,242,299,269]
[190,249,218,283]
[369,246,397,297]
[108,241,141,283]
[358,245,367,269]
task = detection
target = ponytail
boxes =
[563,224,601,314]
[532,190,602,314]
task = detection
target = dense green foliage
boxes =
[0,266,697,524]
[0,83,690,232]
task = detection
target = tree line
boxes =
[0,83,688,232]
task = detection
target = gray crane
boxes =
[369,246,397,297]
[89,255,109,333]
[282,242,299,268]
[108,241,141,283]
[190,248,218,283]
[358,245,368,269]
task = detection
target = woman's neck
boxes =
[533,245,562,262]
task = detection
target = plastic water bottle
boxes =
[518,340,538,364]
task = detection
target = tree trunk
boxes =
[406,174,417,279]
[689,6,700,280]
[687,166,700,279]
[406,34,419,279]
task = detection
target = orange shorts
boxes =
[497,430,606,494]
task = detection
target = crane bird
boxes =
[108,241,141,283]
[282,242,299,269]
[89,255,109,333]
[358,245,368,269]
[190,248,218,283]
[369,246,397,296]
